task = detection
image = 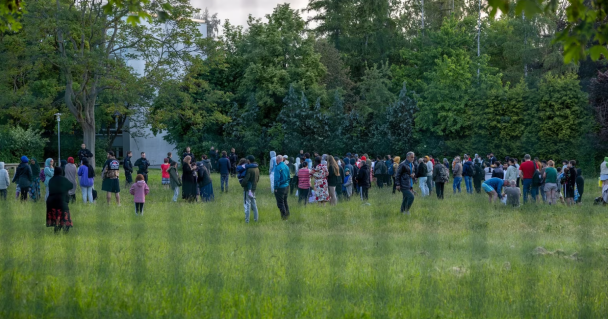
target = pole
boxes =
[55,113,62,165]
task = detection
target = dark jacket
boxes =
[181,152,195,162]
[491,167,504,179]
[229,153,238,168]
[463,160,474,177]
[77,148,93,162]
[417,162,428,178]
[123,156,133,174]
[13,162,33,188]
[432,163,448,183]
[134,157,150,174]
[182,163,197,185]
[168,166,181,190]
[328,165,341,187]
[395,161,414,189]
[201,159,212,173]
[46,174,73,213]
[218,156,231,175]
[374,160,387,175]
[576,169,584,194]
[356,163,370,188]
[197,164,212,187]
[241,163,260,192]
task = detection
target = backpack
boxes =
[438,166,449,183]
[39,169,46,182]
[387,162,394,176]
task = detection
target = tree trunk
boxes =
[82,120,96,168]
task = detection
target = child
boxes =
[129,174,150,215]
[343,167,353,200]
[168,161,181,202]
[161,158,170,189]
[236,158,248,183]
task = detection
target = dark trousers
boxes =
[354,181,359,194]
[20,187,30,201]
[376,175,384,188]
[135,202,144,214]
[436,182,445,199]
[392,177,397,194]
[138,172,148,184]
[360,186,369,200]
[387,175,392,186]
[401,188,415,213]
[69,194,76,203]
[298,187,309,205]
[230,166,236,177]
[275,187,290,220]
[125,172,133,185]
[0,189,6,200]
[220,174,229,192]
[473,178,482,194]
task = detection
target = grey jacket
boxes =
[0,162,9,189]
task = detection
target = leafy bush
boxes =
[0,126,48,163]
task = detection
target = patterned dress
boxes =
[312,164,329,202]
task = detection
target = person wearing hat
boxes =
[64,157,78,203]
[46,166,73,233]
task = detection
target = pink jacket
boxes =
[129,181,150,203]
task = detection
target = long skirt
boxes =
[30,178,41,202]
[46,194,73,229]
[182,180,198,202]
[200,182,214,202]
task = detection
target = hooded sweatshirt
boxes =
[0,162,10,189]
[129,180,150,203]
[64,162,78,195]
[600,157,608,176]
[44,158,54,187]
[13,161,32,188]
[77,164,95,187]
[269,151,277,174]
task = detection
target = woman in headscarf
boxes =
[311,156,329,205]
[46,167,73,233]
[29,158,41,201]
[44,158,55,200]
[13,156,32,201]
[60,159,67,176]
[64,157,78,203]
[181,156,198,202]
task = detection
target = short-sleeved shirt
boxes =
[519,160,537,179]
[544,167,557,183]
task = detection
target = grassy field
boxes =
[1,170,607,318]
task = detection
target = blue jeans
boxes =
[522,179,536,203]
[453,177,462,193]
[244,191,258,223]
[418,177,429,196]
[172,187,179,202]
[221,174,229,192]
[464,176,473,194]
[81,186,93,203]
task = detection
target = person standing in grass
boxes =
[519,154,537,204]
[123,151,133,188]
[29,158,41,201]
[197,156,214,202]
[432,160,449,200]
[482,177,504,204]
[463,156,474,194]
[46,167,73,233]
[65,157,78,203]
[0,162,9,200]
[505,159,518,190]
[473,157,484,194]
[395,152,416,215]
[543,160,558,205]
[182,147,195,164]
[229,148,238,178]
[274,155,291,220]
[161,158,171,189]
[426,156,434,195]
[312,156,330,205]
[563,161,577,206]
[236,158,248,183]
[218,151,231,193]
[327,155,341,205]
[297,161,311,205]
[452,157,463,194]
[167,152,176,167]
[373,156,387,189]
[392,156,400,194]
[576,168,584,204]
[101,151,121,206]
[134,152,150,183]
[130,174,150,215]
[356,156,370,201]
[77,143,93,165]
[44,158,55,201]
[241,155,260,223]
[343,167,353,200]
[78,157,95,203]
[351,158,359,195]
[168,161,181,202]
[417,158,429,197]
[182,156,198,202]
[269,151,277,193]
[13,156,32,202]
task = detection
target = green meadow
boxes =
[1,170,607,318]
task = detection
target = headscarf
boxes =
[61,159,67,169]
[68,157,74,164]
[54,167,63,176]
[30,158,40,176]
[21,156,29,163]
[45,158,52,168]
[82,157,95,178]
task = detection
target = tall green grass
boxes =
[1,171,607,318]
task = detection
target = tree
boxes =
[386,82,418,155]
[24,0,204,166]
[355,61,395,115]
[589,69,608,149]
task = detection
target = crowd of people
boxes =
[1,143,607,231]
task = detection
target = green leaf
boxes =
[588,45,608,61]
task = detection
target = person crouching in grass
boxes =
[130,174,150,216]
[482,177,504,204]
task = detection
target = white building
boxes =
[102,18,208,167]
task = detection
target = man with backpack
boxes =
[101,151,121,205]
[432,160,449,200]
[463,156,475,194]
[473,157,484,193]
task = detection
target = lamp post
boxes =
[54,113,62,165]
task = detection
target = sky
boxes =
[190,0,310,29]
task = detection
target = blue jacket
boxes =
[463,160,474,177]
[485,178,504,195]
[218,156,231,175]
[273,162,290,189]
